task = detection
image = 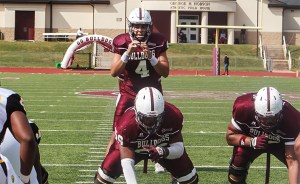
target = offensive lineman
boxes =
[226,87,300,183]
[94,87,198,184]
[105,7,169,173]
[0,88,48,184]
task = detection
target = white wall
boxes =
[52,5,92,29]
[2,4,46,28]
[283,9,300,31]
[0,5,4,28]
[262,5,283,32]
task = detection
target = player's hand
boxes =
[143,145,167,162]
[140,42,152,59]
[127,40,140,55]
[250,135,268,149]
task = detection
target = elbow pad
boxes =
[166,142,184,159]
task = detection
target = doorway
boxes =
[178,15,199,43]
[15,11,35,40]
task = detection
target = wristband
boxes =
[20,173,30,183]
[150,56,158,66]
[156,147,166,156]
[121,52,130,63]
[250,137,256,149]
[239,135,247,146]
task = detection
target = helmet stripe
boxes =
[139,8,142,20]
[149,87,154,111]
[267,87,270,112]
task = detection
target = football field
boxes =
[0,72,299,184]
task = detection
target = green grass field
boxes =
[0,72,299,184]
[1,41,300,71]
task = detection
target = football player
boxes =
[1,120,49,184]
[94,87,198,184]
[105,7,169,174]
[226,87,300,183]
[0,88,48,184]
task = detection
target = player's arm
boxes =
[119,145,137,184]
[226,121,268,149]
[154,51,169,78]
[291,134,300,183]
[10,111,37,184]
[285,144,299,183]
[144,131,184,162]
[226,121,251,147]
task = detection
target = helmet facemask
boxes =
[127,8,152,42]
[254,87,283,132]
[255,111,283,132]
[137,112,164,135]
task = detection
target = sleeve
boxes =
[115,111,137,147]
[6,93,26,117]
[157,34,168,54]
[113,34,128,55]
[121,158,137,184]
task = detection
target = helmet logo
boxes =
[139,8,142,20]
[149,87,154,111]
[267,87,271,112]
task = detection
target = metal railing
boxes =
[259,34,268,70]
[282,35,292,70]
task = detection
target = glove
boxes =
[250,135,268,149]
[143,145,167,162]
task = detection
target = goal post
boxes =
[175,0,264,75]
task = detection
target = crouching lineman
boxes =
[94,87,198,184]
[0,87,48,184]
[226,87,300,183]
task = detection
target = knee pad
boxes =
[228,174,246,184]
[228,154,251,183]
[228,164,248,184]
[96,167,116,184]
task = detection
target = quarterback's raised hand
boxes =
[143,145,168,162]
[250,134,268,149]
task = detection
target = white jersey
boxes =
[0,88,39,184]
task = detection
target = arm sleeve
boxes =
[121,158,137,184]
[166,142,184,159]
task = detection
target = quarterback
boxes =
[106,7,170,173]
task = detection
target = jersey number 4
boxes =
[135,60,150,78]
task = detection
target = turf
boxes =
[0,72,298,184]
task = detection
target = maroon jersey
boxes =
[231,93,300,145]
[113,32,168,98]
[115,102,183,151]
[102,102,196,180]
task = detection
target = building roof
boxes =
[0,0,110,4]
[268,0,300,8]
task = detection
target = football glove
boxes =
[143,145,167,162]
[250,134,268,149]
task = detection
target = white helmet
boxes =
[254,87,283,131]
[135,87,164,134]
[128,8,152,42]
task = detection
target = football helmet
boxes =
[135,87,164,134]
[128,8,152,42]
[254,87,283,132]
